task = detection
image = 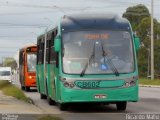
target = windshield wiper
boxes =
[101,43,119,76]
[80,42,95,77]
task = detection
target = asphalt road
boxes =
[21,87,160,120]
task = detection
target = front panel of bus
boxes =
[57,29,138,103]
[25,47,37,87]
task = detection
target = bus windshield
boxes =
[62,30,134,75]
[27,53,36,72]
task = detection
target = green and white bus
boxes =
[36,14,140,111]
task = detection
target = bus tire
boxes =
[47,96,56,105]
[25,87,30,92]
[40,93,47,99]
[116,101,127,111]
[58,103,68,111]
[21,86,25,90]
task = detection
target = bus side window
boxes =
[46,40,48,63]
[41,37,45,64]
[50,29,58,67]
[19,51,23,65]
[38,38,44,64]
[46,39,51,64]
[37,41,40,64]
[38,39,42,64]
[48,40,51,64]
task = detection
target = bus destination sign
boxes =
[26,47,37,52]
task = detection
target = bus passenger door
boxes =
[50,44,57,100]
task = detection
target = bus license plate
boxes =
[95,94,106,99]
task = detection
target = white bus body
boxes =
[0,67,12,81]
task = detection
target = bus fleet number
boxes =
[76,81,100,88]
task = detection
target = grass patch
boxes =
[139,78,160,86]
[0,80,10,89]
[38,115,62,120]
[0,80,31,103]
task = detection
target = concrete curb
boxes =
[139,84,160,88]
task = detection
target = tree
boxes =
[136,17,160,77]
[3,57,17,69]
[122,4,150,30]
[123,4,160,77]
[154,40,160,76]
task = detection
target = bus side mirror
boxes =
[134,36,140,50]
[54,36,61,52]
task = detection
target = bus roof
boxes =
[37,24,57,38]
[61,13,131,32]
[37,13,132,39]
[0,67,11,71]
[19,45,37,52]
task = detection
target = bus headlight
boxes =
[64,82,70,87]
[69,83,75,88]
[63,82,75,88]
[60,77,75,88]
[125,82,130,87]
[130,81,136,86]
[124,76,138,87]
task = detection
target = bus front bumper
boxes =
[60,85,138,103]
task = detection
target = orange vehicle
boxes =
[19,45,37,91]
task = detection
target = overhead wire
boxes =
[0,0,159,58]
[0,2,152,11]
[0,10,58,16]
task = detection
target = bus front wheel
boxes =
[21,86,25,90]
[116,101,127,111]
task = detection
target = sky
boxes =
[0,0,160,63]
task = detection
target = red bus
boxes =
[19,45,37,91]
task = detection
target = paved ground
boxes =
[23,87,160,113]
[23,89,62,114]
[3,76,160,120]
[21,87,160,120]
[0,91,42,114]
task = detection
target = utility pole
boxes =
[151,0,154,80]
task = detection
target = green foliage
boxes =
[123,4,150,30]
[3,57,17,69]
[137,47,148,77]
[0,80,10,89]
[139,78,160,85]
[136,17,160,77]
[136,17,160,46]
[136,17,151,47]
[154,40,160,76]
[123,4,160,78]
[0,81,30,102]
